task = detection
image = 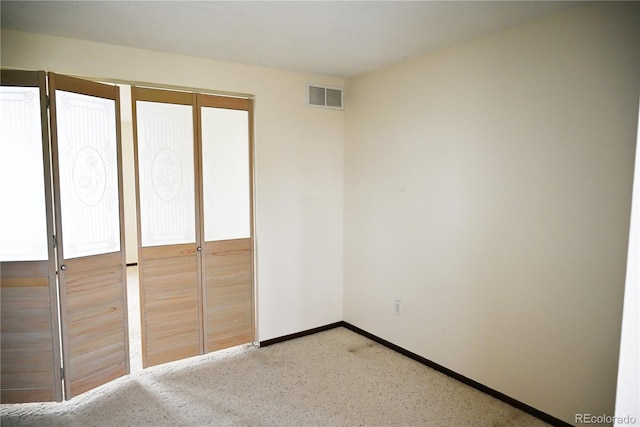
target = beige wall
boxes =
[1,29,345,342]
[344,3,639,425]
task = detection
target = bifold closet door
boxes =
[132,87,202,368]
[199,95,254,352]
[0,70,62,403]
[49,73,129,398]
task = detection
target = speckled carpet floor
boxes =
[1,327,549,427]
[1,268,549,426]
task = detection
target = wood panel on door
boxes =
[0,70,62,402]
[204,239,253,351]
[198,95,254,352]
[49,73,129,398]
[132,87,202,368]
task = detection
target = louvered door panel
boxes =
[62,254,127,396]
[140,244,200,367]
[0,262,59,402]
[205,239,253,351]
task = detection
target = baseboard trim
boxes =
[260,321,571,427]
[259,321,344,347]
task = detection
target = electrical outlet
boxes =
[394,299,402,316]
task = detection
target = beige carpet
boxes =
[1,326,548,426]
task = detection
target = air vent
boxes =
[307,84,343,110]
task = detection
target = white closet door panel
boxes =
[136,101,196,247]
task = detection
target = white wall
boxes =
[615,101,640,427]
[0,29,344,342]
[344,3,640,425]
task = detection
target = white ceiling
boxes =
[1,1,582,78]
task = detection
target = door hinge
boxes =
[60,367,64,380]
[53,235,57,248]
[46,96,51,109]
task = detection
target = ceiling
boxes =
[1,1,582,78]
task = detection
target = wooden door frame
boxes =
[0,69,62,403]
[132,86,204,367]
[196,94,256,353]
[48,73,129,398]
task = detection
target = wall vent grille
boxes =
[307,84,343,110]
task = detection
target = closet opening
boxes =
[1,72,256,402]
